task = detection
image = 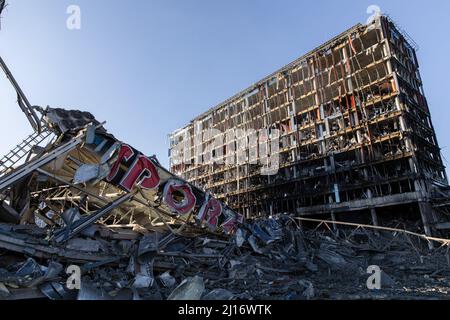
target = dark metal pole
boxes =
[0,55,42,133]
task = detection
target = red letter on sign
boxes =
[107,144,135,182]
[197,196,222,230]
[163,180,196,215]
[120,155,161,191]
[220,209,238,234]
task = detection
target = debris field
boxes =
[1,209,450,300]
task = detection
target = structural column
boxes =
[370,208,378,226]
[418,201,435,249]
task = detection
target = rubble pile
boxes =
[1,213,450,300]
[0,107,449,300]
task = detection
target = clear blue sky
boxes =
[0,0,449,174]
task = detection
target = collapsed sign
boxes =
[67,117,244,234]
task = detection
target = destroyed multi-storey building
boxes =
[169,15,450,236]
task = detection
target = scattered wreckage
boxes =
[1,50,450,300]
[1,203,450,300]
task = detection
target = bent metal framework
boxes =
[169,15,450,239]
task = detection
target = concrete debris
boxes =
[202,288,235,300]
[167,276,205,300]
[168,15,450,253]
[316,248,351,271]
[158,271,176,288]
[380,271,396,288]
[248,235,264,254]
[0,282,10,298]
[73,163,110,184]
[77,282,112,300]
[0,209,448,300]
[298,280,315,300]
[132,274,154,289]
[0,202,20,223]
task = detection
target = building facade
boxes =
[169,16,448,235]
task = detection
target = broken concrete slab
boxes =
[167,276,205,300]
